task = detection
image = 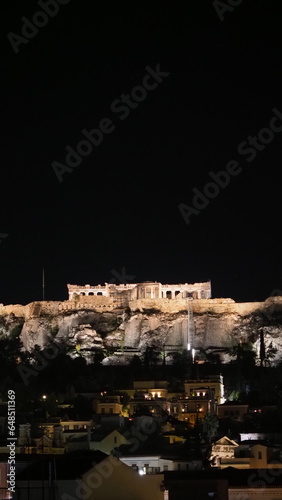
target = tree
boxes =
[0,327,24,366]
[200,413,219,443]
[134,403,151,416]
[171,349,192,378]
[205,351,221,366]
[90,349,104,365]
[264,341,278,366]
[141,345,160,368]
[229,341,256,381]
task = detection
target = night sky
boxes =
[1,0,282,305]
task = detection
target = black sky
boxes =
[1,0,282,305]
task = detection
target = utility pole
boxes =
[42,268,45,301]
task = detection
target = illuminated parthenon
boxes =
[67,280,211,301]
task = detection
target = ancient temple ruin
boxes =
[67,280,212,301]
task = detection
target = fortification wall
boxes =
[1,297,279,319]
[128,297,255,315]
[0,303,29,318]
[71,295,281,316]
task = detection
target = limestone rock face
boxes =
[21,317,51,351]
[1,297,282,363]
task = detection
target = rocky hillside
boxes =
[1,297,282,364]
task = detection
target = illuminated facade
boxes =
[67,280,211,301]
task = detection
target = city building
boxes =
[184,375,225,405]
[93,395,124,416]
[210,436,239,466]
[90,429,131,455]
[170,388,217,424]
[217,402,249,421]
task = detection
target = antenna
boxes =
[42,268,45,301]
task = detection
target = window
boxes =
[74,425,79,430]
[114,436,117,444]
[258,451,262,459]
[152,467,160,474]
[163,465,168,471]
[64,425,69,431]
[101,408,105,414]
[147,467,160,474]
[109,408,113,414]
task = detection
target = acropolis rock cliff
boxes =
[1,296,282,363]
